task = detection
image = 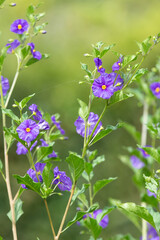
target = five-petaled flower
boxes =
[16,119,39,143]
[10,19,29,34]
[150,82,160,98]
[74,112,102,138]
[6,39,20,54]
[22,162,46,189]
[28,43,42,60]
[29,104,42,121]
[1,76,9,96]
[53,166,72,191]
[130,155,145,169]
[94,58,105,74]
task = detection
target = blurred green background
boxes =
[0,0,160,239]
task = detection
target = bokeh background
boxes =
[0,0,160,239]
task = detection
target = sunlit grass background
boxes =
[0,0,160,239]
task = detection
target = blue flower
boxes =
[28,43,42,60]
[10,19,29,34]
[1,76,9,96]
[53,166,72,191]
[6,39,20,54]
[29,104,42,121]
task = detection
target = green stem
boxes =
[5,55,20,108]
[0,73,18,240]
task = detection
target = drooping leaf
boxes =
[71,183,90,205]
[14,174,41,195]
[66,152,84,183]
[93,178,117,198]
[90,123,123,146]
[62,204,98,232]
[7,198,23,222]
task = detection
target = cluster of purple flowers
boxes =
[22,163,72,192]
[0,76,10,97]
[92,57,123,99]
[130,146,150,169]
[77,209,109,229]
[6,19,42,60]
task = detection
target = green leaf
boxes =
[7,198,23,222]
[0,46,9,71]
[63,204,98,232]
[0,236,3,240]
[3,126,15,151]
[137,36,152,55]
[14,174,41,195]
[71,183,90,205]
[26,54,49,67]
[0,159,3,171]
[85,217,102,239]
[84,162,93,178]
[93,178,117,198]
[0,0,5,6]
[90,123,123,146]
[123,122,141,144]
[109,91,134,106]
[92,155,105,168]
[18,93,35,109]
[42,162,54,188]
[118,202,155,229]
[109,234,138,240]
[148,207,160,232]
[37,146,53,162]
[96,206,115,223]
[77,192,89,208]
[121,55,137,68]
[81,63,92,77]
[86,149,98,161]
[21,46,30,59]
[132,68,148,81]
[2,109,20,123]
[66,152,84,183]
[100,44,115,57]
[77,99,89,120]
[110,199,141,230]
[143,175,158,195]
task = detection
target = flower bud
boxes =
[9,2,16,7]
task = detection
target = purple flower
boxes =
[113,74,124,91]
[74,112,102,138]
[48,151,57,158]
[16,119,39,143]
[147,189,156,198]
[130,155,145,169]
[53,166,72,191]
[112,57,122,72]
[92,73,115,99]
[92,209,109,228]
[6,40,20,54]
[29,104,42,121]
[22,162,46,189]
[94,58,105,74]
[140,224,159,240]
[1,76,9,96]
[138,146,151,158]
[51,115,65,135]
[150,82,160,98]
[10,19,29,34]
[38,119,50,130]
[28,43,42,60]
[16,142,28,155]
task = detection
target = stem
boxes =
[141,101,149,240]
[5,55,20,108]
[0,74,18,240]
[44,199,56,239]
[55,185,76,240]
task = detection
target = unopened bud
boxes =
[9,2,16,7]
[40,30,47,34]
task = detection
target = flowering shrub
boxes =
[1,2,160,240]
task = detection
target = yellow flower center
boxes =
[118,62,121,66]
[155,87,160,93]
[18,24,22,30]
[33,111,36,115]
[99,65,102,70]
[26,128,31,132]
[33,49,36,53]
[12,49,15,54]
[102,85,107,90]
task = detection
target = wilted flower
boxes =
[150,82,160,98]
[10,19,29,34]
[16,119,39,143]
[74,112,102,138]
[94,58,105,74]
[6,39,20,54]
[1,76,9,96]
[22,162,46,189]
[29,104,42,121]
[130,155,145,169]
[53,166,72,191]
[51,115,65,135]
[28,43,42,60]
